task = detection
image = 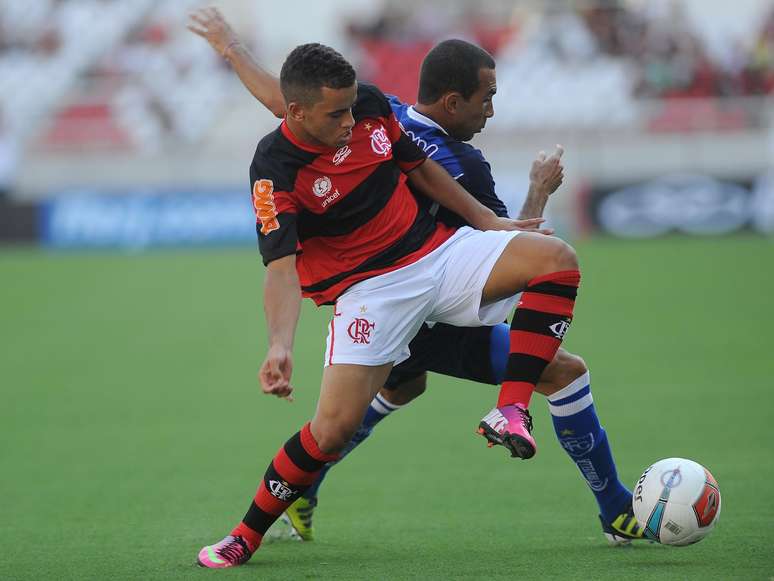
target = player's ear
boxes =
[287,102,305,122]
[441,92,461,115]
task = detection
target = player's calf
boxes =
[478,234,581,459]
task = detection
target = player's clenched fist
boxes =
[530,144,564,196]
[187,6,240,57]
[259,345,295,402]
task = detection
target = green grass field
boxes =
[2,236,773,580]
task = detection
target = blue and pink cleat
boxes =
[478,404,537,459]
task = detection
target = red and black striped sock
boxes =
[498,269,581,408]
[231,423,337,552]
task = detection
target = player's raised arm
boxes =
[260,254,301,401]
[407,157,553,234]
[518,145,565,220]
[188,7,285,118]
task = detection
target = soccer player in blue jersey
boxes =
[190,7,643,547]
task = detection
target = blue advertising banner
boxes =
[41,189,256,249]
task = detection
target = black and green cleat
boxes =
[600,505,647,546]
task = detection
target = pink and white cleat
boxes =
[477,405,537,459]
[197,535,252,568]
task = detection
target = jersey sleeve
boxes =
[250,161,300,266]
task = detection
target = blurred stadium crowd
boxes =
[0,0,771,158]
[350,1,774,100]
[0,0,771,244]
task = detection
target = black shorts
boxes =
[383,323,496,389]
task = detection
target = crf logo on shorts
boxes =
[253,179,279,235]
[348,318,375,344]
[370,125,391,157]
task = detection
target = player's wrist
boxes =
[469,205,498,230]
[221,39,242,60]
[528,181,552,198]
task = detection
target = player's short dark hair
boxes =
[280,43,356,105]
[417,39,496,105]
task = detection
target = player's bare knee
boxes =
[536,350,588,396]
[548,237,578,273]
[562,352,588,383]
[311,420,358,455]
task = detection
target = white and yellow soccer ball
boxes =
[632,458,721,546]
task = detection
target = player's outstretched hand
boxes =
[259,345,295,402]
[187,6,240,57]
[481,216,554,236]
[530,144,564,196]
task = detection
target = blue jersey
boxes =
[388,95,509,227]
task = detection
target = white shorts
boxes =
[324,226,521,367]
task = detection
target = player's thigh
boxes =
[422,323,499,384]
[311,362,393,454]
[430,228,520,327]
[482,233,578,303]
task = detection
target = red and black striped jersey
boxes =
[250,83,456,305]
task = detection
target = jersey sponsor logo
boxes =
[313,176,333,197]
[347,317,375,344]
[549,319,571,339]
[313,176,341,208]
[268,479,298,501]
[333,145,352,166]
[402,127,439,158]
[252,179,279,235]
[370,125,391,157]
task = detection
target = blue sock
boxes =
[547,371,631,522]
[489,323,510,384]
[303,392,402,500]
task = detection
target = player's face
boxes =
[295,83,358,148]
[452,67,496,142]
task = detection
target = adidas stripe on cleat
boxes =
[600,506,647,546]
[281,496,317,542]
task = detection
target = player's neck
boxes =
[283,118,329,152]
[413,103,451,134]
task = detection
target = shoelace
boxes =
[517,407,534,433]
[217,537,248,563]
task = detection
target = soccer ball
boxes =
[632,458,721,546]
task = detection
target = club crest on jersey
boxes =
[370,125,391,157]
[333,145,352,166]
[252,179,279,235]
[348,317,375,344]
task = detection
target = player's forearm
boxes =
[225,43,285,119]
[518,183,550,219]
[407,159,496,229]
[263,259,302,349]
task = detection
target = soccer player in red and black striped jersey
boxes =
[195,43,581,568]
